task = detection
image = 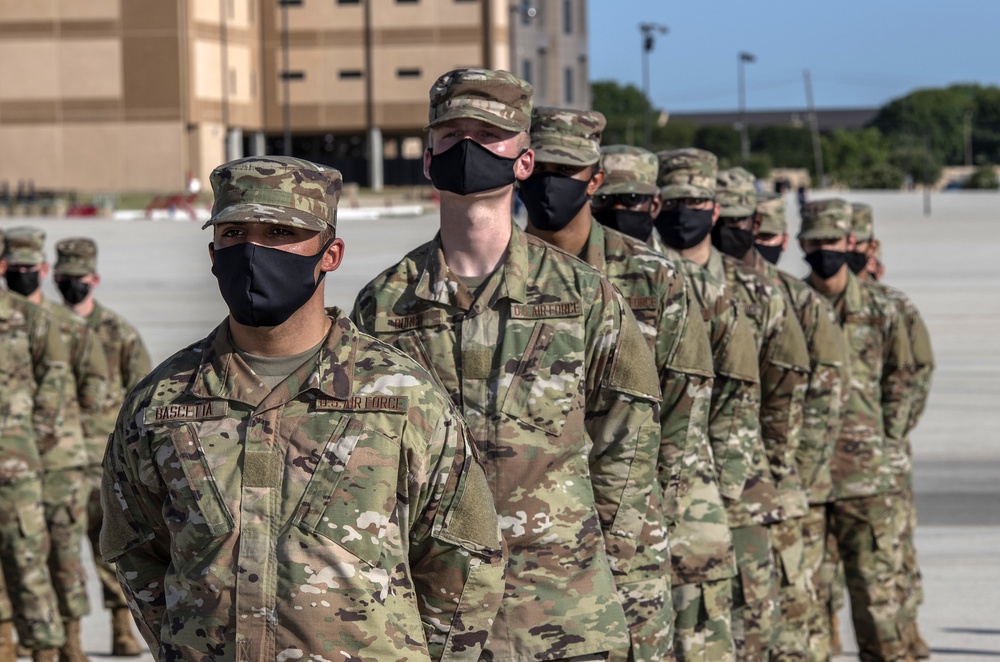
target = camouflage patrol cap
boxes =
[529,107,606,166]
[656,148,717,200]
[756,192,787,234]
[597,145,659,195]
[54,237,97,276]
[3,226,46,266]
[850,202,874,242]
[716,167,757,218]
[204,156,342,232]
[798,198,852,240]
[426,68,533,133]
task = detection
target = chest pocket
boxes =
[844,316,885,375]
[292,415,399,567]
[499,321,584,437]
[164,425,235,563]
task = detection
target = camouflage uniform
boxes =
[354,69,663,662]
[598,145,738,662]
[0,278,67,649]
[657,150,777,662]
[3,228,109,637]
[850,204,933,652]
[530,112,680,662]
[756,194,849,661]
[101,156,507,661]
[714,169,813,662]
[800,199,914,662]
[54,238,153,617]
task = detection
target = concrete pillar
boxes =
[251,131,267,157]
[368,127,383,191]
[226,128,244,162]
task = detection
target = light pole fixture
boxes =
[639,22,668,150]
[738,51,755,166]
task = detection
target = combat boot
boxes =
[0,620,14,662]
[907,621,931,659]
[111,608,142,656]
[57,619,90,662]
[829,612,843,656]
[32,650,58,662]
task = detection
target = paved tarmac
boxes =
[2,189,999,660]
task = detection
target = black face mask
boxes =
[211,238,333,328]
[655,206,715,250]
[804,249,848,280]
[519,172,590,232]
[57,278,91,305]
[593,209,654,242]
[712,224,755,259]
[755,243,784,265]
[428,139,522,196]
[5,269,40,297]
[846,251,868,275]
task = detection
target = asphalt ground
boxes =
[2,189,998,660]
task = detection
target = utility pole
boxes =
[964,110,974,167]
[509,3,537,78]
[803,69,825,189]
[639,23,668,150]
[364,0,382,190]
[738,52,755,167]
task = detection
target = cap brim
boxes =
[425,107,526,133]
[201,203,328,231]
[54,265,93,277]
[531,145,599,167]
[719,204,755,218]
[660,184,715,200]
[4,251,43,266]
[757,221,787,235]
[797,228,848,240]
[598,182,658,195]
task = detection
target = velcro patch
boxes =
[315,395,409,413]
[144,402,229,425]
[243,451,282,489]
[843,314,885,327]
[741,303,761,318]
[510,301,581,319]
[626,296,658,311]
[462,349,493,379]
[373,309,445,333]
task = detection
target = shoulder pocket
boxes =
[293,416,399,567]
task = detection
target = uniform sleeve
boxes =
[583,282,661,577]
[905,309,934,435]
[407,405,506,662]
[121,328,152,392]
[76,327,110,433]
[29,313,72,450]
[350,287,375,334]
[657,291,715,527]
[757,297,810,507]
[881,306,915,485]
[795,299,848,495]
[706,303,761,501]
[100,396,170,651]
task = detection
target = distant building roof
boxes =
[669,107,878,132]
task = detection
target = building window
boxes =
[339,69,363,79]
[562,0,572,34]
[397,68,421,78]
[396,0,418,3]
[337,0,360,4]
[519,0,532,25]
[564,66,573,103]
[281,71,305,81]
[522,59,532,85]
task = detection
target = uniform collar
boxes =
[705,245,728,283]
[842,270,865,316]
[190,308,356,409]
[414,221,528,308]
[0,289,13,320]
[580,220,607,273]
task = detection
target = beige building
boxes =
[0,0,588,193]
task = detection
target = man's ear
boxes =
[780,233,789,252]
[649,193,662,220]
[423,148,433,182]
[515,148,535,181]
[751,213,762,237]
[846,234,857,252]
[586,168,606,196]
[712,201,720,222]
[320,238,346,273]
[208,242,215,266]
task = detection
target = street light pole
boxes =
[639,23,667,150]
[278,0,302,156]
[509,3,537,79]
[738,51,755,166]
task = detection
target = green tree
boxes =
[965,163,999,189]
[592,80,652,147]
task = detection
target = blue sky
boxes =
[588,0,1000,112]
